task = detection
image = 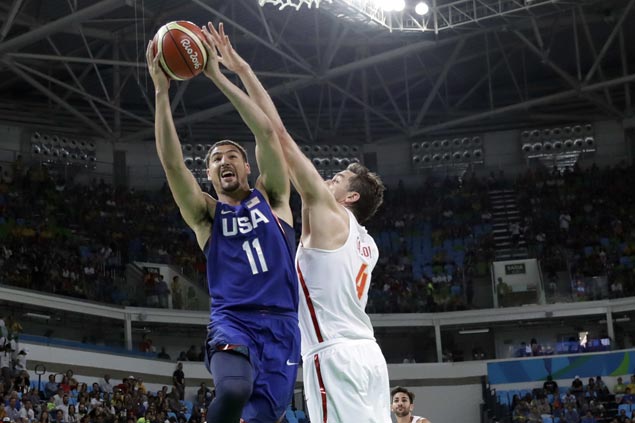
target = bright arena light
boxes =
[415,1,430,15]
[377,0,404,12]
[377,0,393,12]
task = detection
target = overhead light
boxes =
[459,328,490,335]
[378,0,401,12]
[415,2,429,15]
[25,312,51,320]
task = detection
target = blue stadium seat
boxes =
[284,407,298,423]
[295,409,307,423]
[542,417,553,423]
[180,400,193,414]
[618,404,632,417]
[497,391,510,405]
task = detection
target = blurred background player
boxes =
[146,26,299,423]
[203,22,389,422]
[391,387,431,423]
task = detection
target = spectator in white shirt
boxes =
[99,375,113,394]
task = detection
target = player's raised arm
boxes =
[146,40,213,249]
[206,23,337,210]
[199,27,292,224]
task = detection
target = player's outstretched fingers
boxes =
[208,22,223,46]
[145,40,153,66]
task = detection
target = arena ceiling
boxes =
[0,0,634,146]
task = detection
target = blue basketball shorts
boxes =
[205,311,301,423]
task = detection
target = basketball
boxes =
[153,21,208,81]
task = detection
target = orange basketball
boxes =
[153,21,208,81]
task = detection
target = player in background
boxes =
[146,27,299,423]
[202,22,390,423]
[391,387,432,423]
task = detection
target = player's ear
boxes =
[345,191,360,204]
[245,162,251,175]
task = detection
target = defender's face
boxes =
[207,145,250,193]
[325,170,354,203]
[391,393,413,417]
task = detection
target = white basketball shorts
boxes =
[302,339,392,423]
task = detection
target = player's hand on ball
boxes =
[146,39,169,92]
[199,25,222,80]
[207,22,248,73]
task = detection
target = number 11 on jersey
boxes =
[242,238,269,275]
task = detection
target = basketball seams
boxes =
[166,29,195,78]
[155,21,207,81]
[156,28,182,81]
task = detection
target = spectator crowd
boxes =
[1,157,635,315]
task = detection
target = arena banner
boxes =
[487,350,635,384]
[492,258,541,292]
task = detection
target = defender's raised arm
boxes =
[199,27,292,225]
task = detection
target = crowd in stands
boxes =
[497,374,635,423]
[366,173,497,313]
[0,158,201,307]
[0,363,215,423]
[2,311,215,423]
[1,156,635,315]
[367,162,635,313]
[516,163,635,302]
[0,333,310,423]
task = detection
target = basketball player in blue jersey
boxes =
[146,31,299,423]
[204,23,390,423]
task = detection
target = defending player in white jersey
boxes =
[391,387,432,423]
[203,22,391,423]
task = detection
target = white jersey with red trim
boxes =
[296,208,378,356]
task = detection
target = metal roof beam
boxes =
[0,0,24,42]
[0,0,127,56]
[2,58,109,135]
[12,61,151,126]
[382,72,635,141]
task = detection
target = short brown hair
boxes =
[204,140,248,167]
[346,163,385,223]
[391,386,414,403]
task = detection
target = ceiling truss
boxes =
[0,0,633,146]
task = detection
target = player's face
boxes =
[325,170,355,203]
[391,393,413,417]
[207,145,250,193]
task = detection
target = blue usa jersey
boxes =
[204,189,298,320]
